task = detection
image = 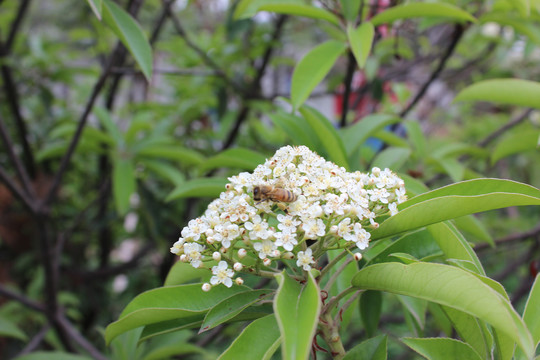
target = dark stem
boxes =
[16,324,51,356]
[5,0,32,52]
[340,51,357,128]
[0,164,36,213]
[0,284,45,312]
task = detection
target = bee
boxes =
[253,184,297,204]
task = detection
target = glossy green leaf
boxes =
[105,284,249,344]
[404,121,426,157]
[299,105,349,169]
[442,307,492,359]
[200,289,273,333]
[430,157,465,182]
[371,147,411,170]
[274,271,321,360]
[218,315,281,360]
[94,107,122,145]
[453,215,494,246]
[397,295,427,333]
[0,317,27,341]
[85,0,102,20]
[373,130,409,147]
[455,79,540,109]
[199,148,266,173]
[352,262,535,358]
[492,129,540,164]
[141,160,185,186]
[372,179,540,240]
[360,290,382,337]
[102,0,153,81]
[340,114,401,156]
[140,305,273,343]
[112,156,136,215]
[340,0,361,21]
[13,352,92,360]
[163,261,210,287]
[137,145,204,166]
[166,178,228,201]
[480,14,540,46]
[427,222,485,275]
[291,40,346,109]
[258,4,340,26]
[347,22,374,68]
[343,334,387,360]
[142,343,206,360]
[402,337,483,360]
[371,3,476,26]
[269,111,321,150]
[523,275,540,348]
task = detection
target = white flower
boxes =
[244,215,271,240]
[210,261,234,288]
[352,223,371,250]
[296,249,315,271]
[389,202,398,216]
[302,218,326,239]
[277,214,301,232]
[183,243,205,268]
[253,239,277,259]
[274,231,298,251]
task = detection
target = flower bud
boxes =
[283,252,294,260]
[238,248,247,258]
[220,246,227,253]
[206,237,215,244]
[212,252,221,261]
[235,277,244,285]
[180,254,188,262]
[233,262,243,271]
[354,253,363,261]
[263,258,272,266]
[272,250,281,258]
[202,283,211,292]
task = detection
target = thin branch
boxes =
[165,3,245,93]
[16,324,51,356]
[111,66,220,77]
[475,222,540,252]
[0,112,34,196]
[323,256,354,293]
[340,51,357,128]
[0,62,36,178]
[40,54,115,209]
[4,0,32,52]
[399,24,465,118]
[0,164,36,213]
[478,108,534,147]
[0,284,45,312]
[56,314,108,360]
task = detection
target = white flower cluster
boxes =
[171,146,407,289]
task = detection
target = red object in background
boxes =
[530,260,539,278]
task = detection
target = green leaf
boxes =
[291,40,347,109]
[372,178,540,240]
[427,222,485,275]
[454,79,540,109]
[351,262,535,358]
[102,0,153,81]
[142,342,207,360]
[340,114,401,156]
[0,317,27,341]
[371,3,477,26]
[360,291,382,337]
[340,0,361,22]
[85,0,102,20]
[105,284,250,344]
[371,147,411,170]
[480,14,540,46]
[299,105,349,169]
[218,315,281,360]
[258,4,340,26]
[492,129,540,164]
[93,107,122,145]
[453,215,494,246]
[137,145,204,166]
[347,22,374,68]
[404,121,426,157]
[199,148,266,173]
[343,334,387,360]
[274,271,321,360]
[269,111,321,150]
[163,261,210,287]
[397,295,427,333]
[442,307,492,359]
[13,352,92,360]
[141,160,185,186]
[112,155,136,215]
[402,337,483,360]
[523,275,540,348]
[166,178,228,201]
[200,289,273,333]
